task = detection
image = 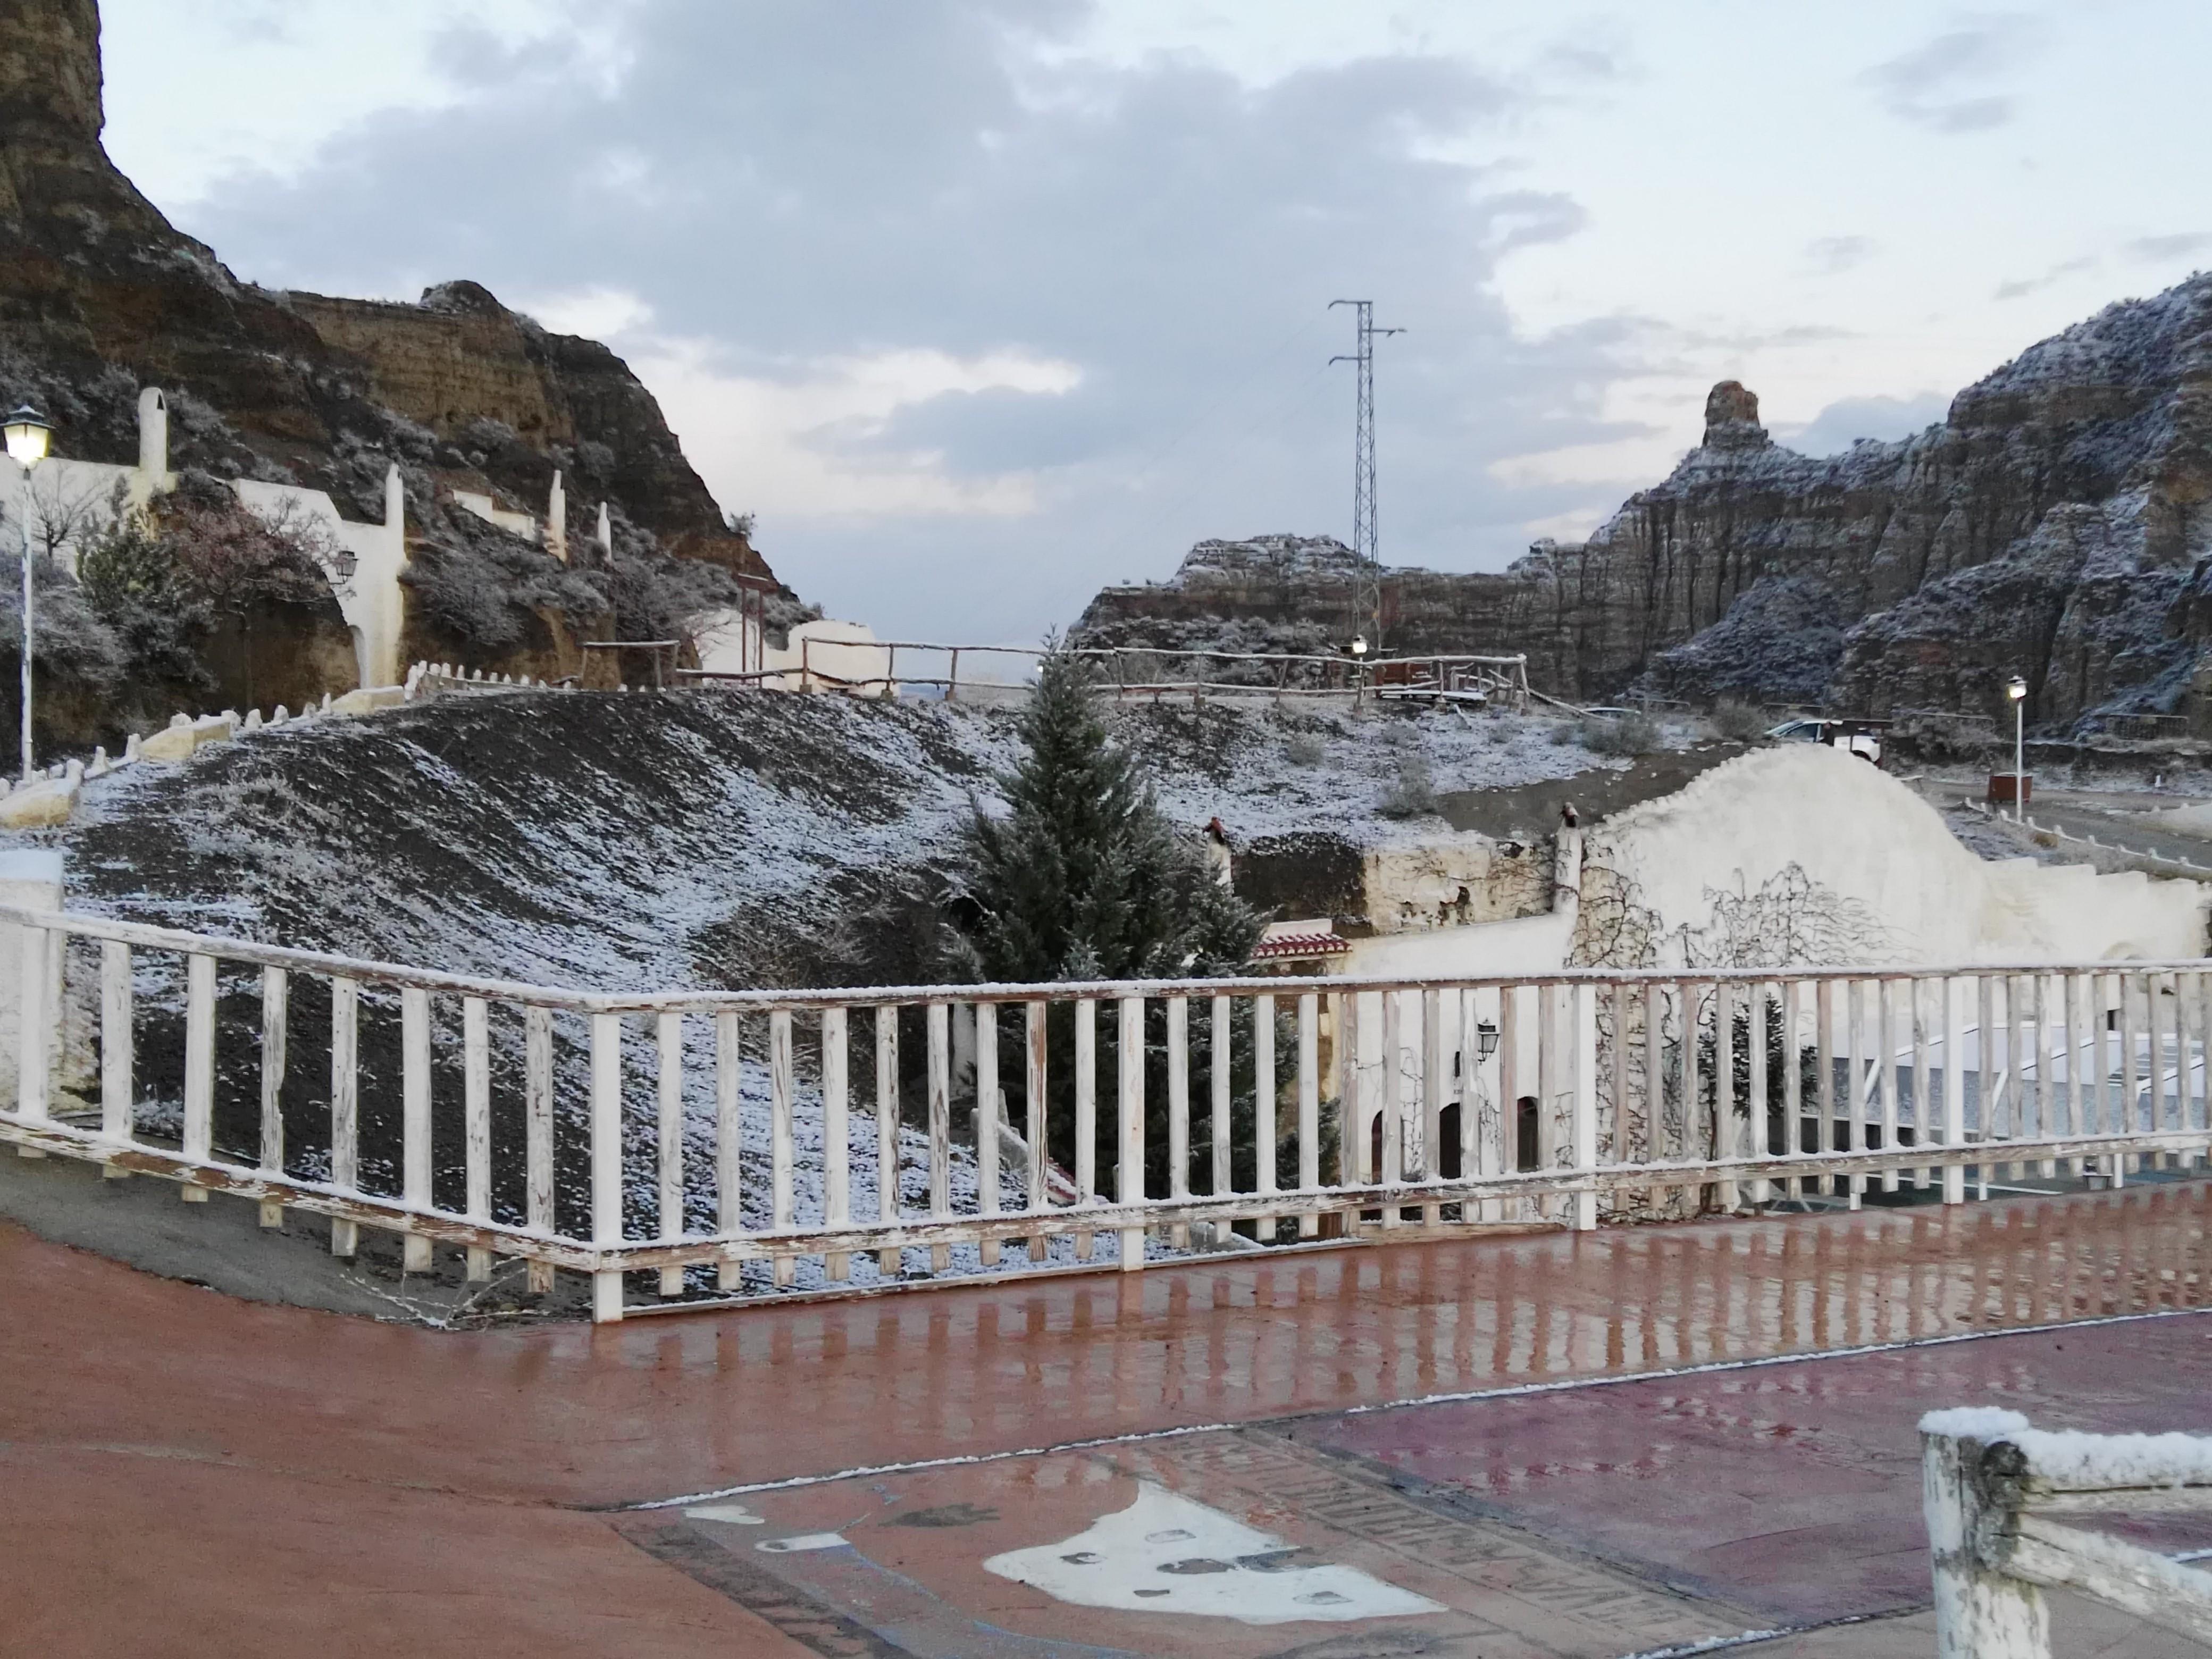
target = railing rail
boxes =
[1921,1410,2212,1656]
[0,903,2203,1321]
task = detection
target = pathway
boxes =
[3,1181,2208,1655]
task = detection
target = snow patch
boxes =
[983,1482,1443,1625]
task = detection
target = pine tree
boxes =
[944,649,1276,1196]
[948,649,1258,984]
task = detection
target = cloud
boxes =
[1992,255,2095,300]
[2124,232,2212,263]
[1804,236,1875,275]
[1771,391,1953,456]
[175,1,1649,641]
[1859,14,2035,132]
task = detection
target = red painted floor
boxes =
[2,1182,2208,1654]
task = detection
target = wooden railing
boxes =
[784,640,1533,705]
[1922,1410,2212,1655]
[0,904,2204,1321]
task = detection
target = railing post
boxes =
[1164,995,1188,1248]
[1297,992,1319,1238]
[180,952,214,1201]
[1571,983,1597,1230]
[657,1011,686,1296]
[14,923,48,1149]
[400,986,433,1271]
[926,1002,951,1272]
[1117,994,1144,1271]
[1747,981,1771,1205]
[1921,1411,2048,1659]
[590,1011,625,1322]
[256,968,288,1227]
[1879,977,1901,1192]
[1943,975,1967,1204]
[770,1009,796,1285]
[1209,993,1231,1198]
[1420,986,1442,1226]
[463,996,491,1281]
[976,1001,1000,1265]
[525,1005,555,1293]
[330,976,359,1257]
[1380,990,1403,1226]
[98,940,132,1178]
[1074,998,1095,1260]
[1024,1000,1046,1262]
[1254,993,1277,1234]
[875,1006,899,1279]
[823,1007,850,1281]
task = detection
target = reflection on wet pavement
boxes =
[5,1182,2209,1656]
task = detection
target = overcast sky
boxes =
[97,1,2212,643]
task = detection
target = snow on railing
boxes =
[1921,1409,2212,1656]
[0,902,2205,1322]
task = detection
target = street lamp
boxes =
[2005,674,2029,822]
[1349,635,1368,659]
[1474,1020,1499,1060]
[4,406,53,785]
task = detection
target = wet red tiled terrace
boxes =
[3,1184,2209,1655]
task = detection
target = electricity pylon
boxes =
[1330,299,1402,651]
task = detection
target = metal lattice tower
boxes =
[1330,299,1402,649]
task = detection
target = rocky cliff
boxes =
[0,0,772,581]
[1076,281,2212,736]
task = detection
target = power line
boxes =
[1329,299,1402,650]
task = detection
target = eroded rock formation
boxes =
[1076,278,2212,734]
[0,0,772,579]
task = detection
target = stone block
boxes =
[0,780,78,830]
[137,723,198,762]
[329,685,407,717]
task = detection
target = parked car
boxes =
[1767,717,1887,766]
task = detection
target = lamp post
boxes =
[4,406,53,785]
[2005,674,2028,821]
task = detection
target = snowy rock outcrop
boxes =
[1077,276,2212,734]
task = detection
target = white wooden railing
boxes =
[1921,1410,2212,1655]
[0,904,2205,1322]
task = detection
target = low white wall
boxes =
[766,619,893,692]
[1326,746,2203,987]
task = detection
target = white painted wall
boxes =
[693,605,763,677]
[1598,745,2205,966]
[232,463,407,691]
[765,618,893,693]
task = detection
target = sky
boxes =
[96,0,2212,643]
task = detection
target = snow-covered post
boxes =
[590,1012,625,1322]
[1118,994,1144,1270]
[1922,1408,2047,1659]
[0,850,61,1132]
[1570,981,1598,1229]
[1943,974,1968,1203]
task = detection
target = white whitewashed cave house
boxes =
[0,388,407,691]
[0,388,883,696]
